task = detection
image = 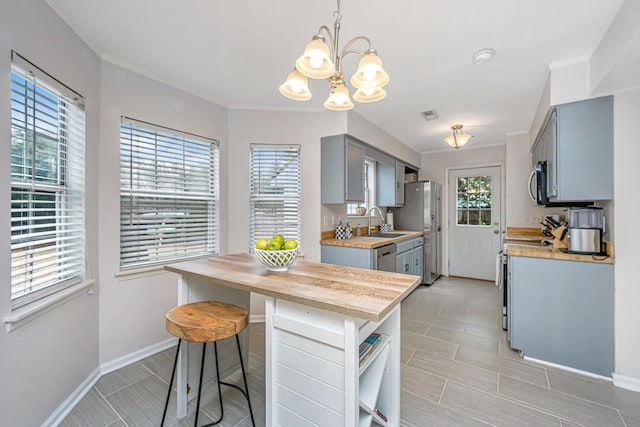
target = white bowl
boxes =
[255,248,299,272]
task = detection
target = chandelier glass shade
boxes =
[278,69,312,100]
[444,124,473,149]
[280,0,389,111]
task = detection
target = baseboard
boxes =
[523,356,613,381]
[250,314,265,323]
[613,373,640,392]
[42,366,101,427]
[100,337,178,375]
[44,337,178,426]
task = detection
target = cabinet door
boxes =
[396,251,411,275]
[555,96,613,201]
[412,246,423,283]
[395,161,405,206]
[346,139,365,202]
[509,256,613,377]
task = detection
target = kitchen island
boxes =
[165,253,421,426]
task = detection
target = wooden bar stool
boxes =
[161,301,255,427]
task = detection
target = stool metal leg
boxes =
[193,342,207,427]
[202,341,225,426]
[235,334,256,427]
[161,339,182,427]
[201,335,255,427]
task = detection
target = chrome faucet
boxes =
[367,206,385,235]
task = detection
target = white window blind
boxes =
[119,117,220,268]
[249,144,301,250]
[10,52,86,308]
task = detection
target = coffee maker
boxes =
[567,207,605,255]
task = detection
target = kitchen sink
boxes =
[367,232,408,238]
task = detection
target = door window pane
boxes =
[456,176,492,226]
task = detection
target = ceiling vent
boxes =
[421,109,439,121]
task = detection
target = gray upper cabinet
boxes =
[321,135,365,204]
[533,95,613,202]
[377,160,405,207]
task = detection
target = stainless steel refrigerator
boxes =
[392,181,441,284]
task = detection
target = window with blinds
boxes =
[119,117,220,268]
[249,144,301,250]
[10,52,86,308]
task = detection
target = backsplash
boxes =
[321,203,386,232]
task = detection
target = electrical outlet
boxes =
[331,215,336,225]
[529,215,542,224]
[323,215,328,226]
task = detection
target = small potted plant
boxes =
[355,204,367,216]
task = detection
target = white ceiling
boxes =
[45,0,623,153]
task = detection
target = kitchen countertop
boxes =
[505,226,614,263]
[165,253,421,322]
[320,230,423,249]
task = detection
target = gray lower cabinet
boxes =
[508,256,613,377]
[321,245,375,269]
[396,238,423,283]
[411,244,423,283]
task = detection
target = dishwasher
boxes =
[374,243,397,272]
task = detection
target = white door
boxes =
[449,166,502,281]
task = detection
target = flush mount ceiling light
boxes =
[279,0,390,111]
[444,124,473,149]
[472,48,495,65]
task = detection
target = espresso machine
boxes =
[567,207,605,255]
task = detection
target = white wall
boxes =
[421,144,506,275]
[227,109,347,319]
[347,111,421,168]
[0,1,101,425]
[613,88,640,383]
[504,133,565,227]
[420,144,506,184]
[98,61,229,363]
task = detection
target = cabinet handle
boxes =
[404,263,410,272]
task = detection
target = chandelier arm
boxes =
[317,25,335,55]
[339,36,373,59]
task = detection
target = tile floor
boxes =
[60,276,640,427]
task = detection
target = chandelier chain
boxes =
[334,0,342,23]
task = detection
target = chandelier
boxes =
[279,0,390,111]
[444,124,473,149]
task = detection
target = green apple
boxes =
[283,240,298,250]
[272,234,285,247]
[255,238,269,250]
[267,239,282,251]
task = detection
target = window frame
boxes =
[249,144,302,251]
[9,52,86,309]
[118,117,220,270]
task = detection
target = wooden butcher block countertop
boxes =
[505,244,614,264]
[165,253,421,322]
[505,226,614,264]
[320,230,423,249]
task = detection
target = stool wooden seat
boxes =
[165,301,249,342]
[161,301,255,427]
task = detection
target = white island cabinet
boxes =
[165,253,420,427]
